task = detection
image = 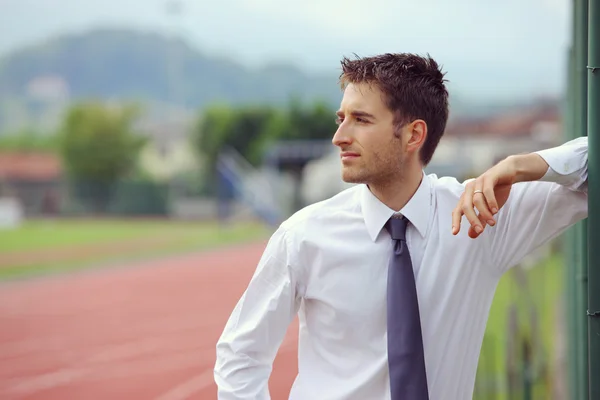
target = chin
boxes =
[341,170,367,184]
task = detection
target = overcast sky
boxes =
[0,0,572,101]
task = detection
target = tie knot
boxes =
[388,216,408,241]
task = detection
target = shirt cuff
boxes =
[534,136,588,189]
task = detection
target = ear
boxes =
[406,119,427,154]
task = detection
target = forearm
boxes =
[509,153,549,184]
[507,136,588,190]
[215,278,298,399]
[214,228,302,399]
[534,136,588,191]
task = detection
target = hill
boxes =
[0,28,557,133]
[0,28,341,132]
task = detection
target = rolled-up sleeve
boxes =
[536,136,588,192]
[214,226,303,399]
[490,136,588,273]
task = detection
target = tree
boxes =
[263,99,336,142]
[58,101,147,212]
[191,104,278,173]
[190,100,336,206]
[0,129,58,152]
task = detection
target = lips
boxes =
[340,151,360,159]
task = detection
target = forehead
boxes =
[339,82,388,115]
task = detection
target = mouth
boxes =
[340,151,360,161]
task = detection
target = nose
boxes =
[332,125,353,148]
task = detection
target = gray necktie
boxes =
[386,215,429,399]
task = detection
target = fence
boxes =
[1,178,171,218]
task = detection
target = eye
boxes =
[356,117,368,124]
[335,117,344,125]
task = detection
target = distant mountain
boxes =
[0,28,554,133]
[0,28,344,131]
[0,28,344,105]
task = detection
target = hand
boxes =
[451,152,549,239]
[451,158,517,239]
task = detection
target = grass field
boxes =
[474,252,564,399]
[0,218,271,280]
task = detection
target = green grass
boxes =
[0,218,271,280]
[0,219,245,252]
[474,252,564,399]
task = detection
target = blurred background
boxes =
[0,0,581,399]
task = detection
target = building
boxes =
[0,152,63,216]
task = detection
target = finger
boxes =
[453,177,478,235]
[482,176,499,215]
[468,213,488,238]
[452,195,464,235]
[473,185,495,226]
[468,189,488,238]
[461,181,484,235]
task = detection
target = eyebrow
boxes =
[336,110,376,120]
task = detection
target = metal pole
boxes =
[579,219,590,397]
[565,43,580,400]
[575,0,590,397]
[587,1,600,398]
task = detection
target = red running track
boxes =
[0,241,298,399]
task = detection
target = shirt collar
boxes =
[360,171,432,242]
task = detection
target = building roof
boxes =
[445,103,561,138]
[0,152,62,181]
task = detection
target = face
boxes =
[333,82,417,186]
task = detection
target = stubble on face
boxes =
[339,121,406,188]
[358,132,406,189]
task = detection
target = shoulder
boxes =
[427,173,470,203]
[265,185,360,269]
[280,184,361,233]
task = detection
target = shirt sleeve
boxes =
[214,225,304,399]
[490,136,588,274]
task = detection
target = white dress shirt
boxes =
[214,137,588,400]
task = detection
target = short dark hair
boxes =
[339,53,449,166]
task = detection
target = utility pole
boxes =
[587,0,600,398]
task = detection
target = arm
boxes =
[214,226,303,399]
[452,136,588,273]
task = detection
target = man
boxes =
[214,53,588,399]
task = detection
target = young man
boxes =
[214,53,588,399]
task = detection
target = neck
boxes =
[367,162,423,212]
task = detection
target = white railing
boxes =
[217,147,283,226]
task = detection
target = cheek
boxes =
[356,126,400,160]
[377,143,405,171]
[376,137,401,157]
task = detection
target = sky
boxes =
[0,0,572,102]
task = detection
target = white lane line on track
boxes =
[0,345,217,397]
[154,370,215,400]
[153,334,298,400]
